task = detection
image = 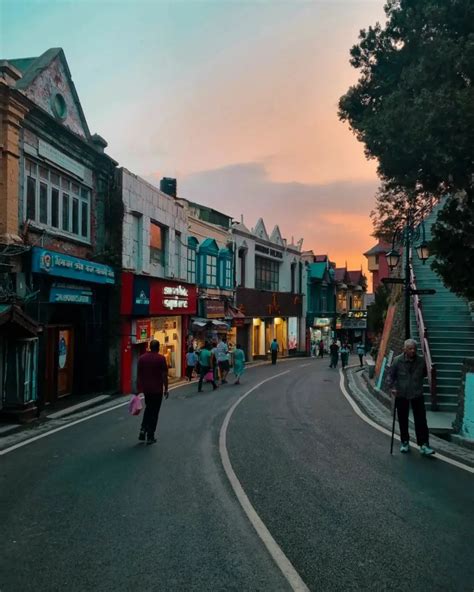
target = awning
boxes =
[190,317,230,331]
[0,304,39,336]
[225,304,245,320]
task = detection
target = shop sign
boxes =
[38,139,85,179]
[132,319,151,344]
[314,317,331,327]
[288,317,298,350]
[204,299,225,319]
[255,244,283,259]
[163,285,189,310]
[236,287,302,318]
[50,283,93,304]
[347,310,368,319]
[149,279,197,315]
[32,248,115,285]
[342,318,367,329]
[133,276,151,316]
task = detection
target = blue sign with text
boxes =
[32,248,115,285]
[50,284,93,304]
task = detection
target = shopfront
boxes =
[236,288,303,361]
[336,310,367,345]
[28,247,115,405]
[120,273,197,393]
[310,317,334,353]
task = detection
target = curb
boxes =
[343,367,474,470]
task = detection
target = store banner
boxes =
[32,248,115,284]
[288,317,298,350]
[50,283,93,304]
[236,287,302,317]
[150,279,197,315]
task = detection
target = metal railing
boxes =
[409,251,438,410]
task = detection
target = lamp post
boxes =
[386,211,430,340]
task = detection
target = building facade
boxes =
[176,197,238,347]
[0,48,117,420]
[364,240,390,292]
[233,217,304,361]
[303,253,336,353]
[334,267,368,345]
[116,169,197,393]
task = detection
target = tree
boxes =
[339,0,474,299]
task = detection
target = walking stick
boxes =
[390,396,397,455]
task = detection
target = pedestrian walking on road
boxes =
[185,347,198,381]
[233,343,246,385]
[136,340,169,445]
[198,342,218,392]
[270,338,279,365]
[340,342,350,369]
[388,339,435,456]
[216,335,230,384]
[356,342,365,367]
[329,340,339,368]
[318,340,325,358]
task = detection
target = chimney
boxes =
[160,177,177,198]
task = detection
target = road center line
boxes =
[219,370,310,592]
[338,369,474,475]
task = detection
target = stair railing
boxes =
[409,252,438,410]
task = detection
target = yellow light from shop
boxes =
[274,317,283,325]
[252,318,261,326]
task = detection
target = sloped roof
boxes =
[253,218,269,241]
[4,48,91,140]
[363,241,390,257]
[308,262,328,280]
[347,270,364,285]
[334,268,347,282]
[314,254,328,262]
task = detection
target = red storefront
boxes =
[120,273,197,393]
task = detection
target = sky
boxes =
[2,0,386,283]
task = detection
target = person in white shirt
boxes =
[216,336,230,384]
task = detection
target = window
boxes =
[298,261,303,294]
[175,231,181,278]
[150,222,166,265]
[225,259,232,288]
[206,255,217,285]
[23,159,90,241]
[337,291,347,312]
[353,293,363,310]
[238,249,246,287]
[291,263,296,293]
[255,256,279,291]
[131,213,142,271]
[187,238,198,283]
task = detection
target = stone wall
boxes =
[453,358,474,436]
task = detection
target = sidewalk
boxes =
[344,365,474,469]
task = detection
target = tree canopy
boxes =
[339,0,474,299]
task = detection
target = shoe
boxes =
[146,436,157,446]
[213,386,218,391]
[420,444,435,456]
[198,389,202,393]
[138,429,146,441]
[221,380,228,384]
[400,441,410,453]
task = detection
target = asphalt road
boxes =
[1,358,473,592]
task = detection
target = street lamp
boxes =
[386,211,431,340]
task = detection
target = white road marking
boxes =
[219,370,310,592]
[338,369,474,475]
[0,358,305,457]
[299,363,313,368]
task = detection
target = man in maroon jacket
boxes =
[137,340,169,445]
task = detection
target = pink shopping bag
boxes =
[204,370,214,382]
[128,394,143,416]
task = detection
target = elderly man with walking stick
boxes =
[388,339,435,456]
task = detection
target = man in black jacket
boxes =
[388,339,435,456]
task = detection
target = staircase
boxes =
[410,200,474,413]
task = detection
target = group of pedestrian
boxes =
[185,336,247,392]
[311,339,325,358]
[328,340,365,369]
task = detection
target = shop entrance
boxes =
[44,325,74,402]
[151,316,181,378]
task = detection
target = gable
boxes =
[270,225,283,246]
[253,218,269,241]
[199,238,219,254]
[17,49,90,140]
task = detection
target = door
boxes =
[57,327,74,398]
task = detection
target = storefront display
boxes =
[120,273,197,393]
